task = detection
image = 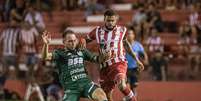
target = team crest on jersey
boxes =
[67,53,72,56]
[77,51,83,56]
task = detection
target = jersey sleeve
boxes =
[86,27,97,41]
[138,43,145,53]
[82,49,97,62]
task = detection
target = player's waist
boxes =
[101,57,127,67]
[62,77,91,86]
[63,79,91,91]
[99,47,124,52]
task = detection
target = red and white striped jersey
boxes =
[87,25,127,67]
[19,27,39,53]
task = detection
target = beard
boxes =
[105,25,115,30]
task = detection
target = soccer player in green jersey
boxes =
[41,30,109,101]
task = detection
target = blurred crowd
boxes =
[0,0,201,101]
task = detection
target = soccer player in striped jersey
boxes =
[0,19,20,74]
[85,9,144,101]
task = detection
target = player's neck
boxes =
[104,25,116,31]
[64,47,72,51]
[129,39,135,44]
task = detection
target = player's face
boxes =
[104,15,118,30]
[127,30,135,41]
[63,34,78,50]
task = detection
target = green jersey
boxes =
[52,48,97,91]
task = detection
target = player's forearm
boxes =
[90,55,105,64]
[90,55,101,63]
[41,43,50,60]
[84,34,93,43]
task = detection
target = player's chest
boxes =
[98,29,124,44]
[60,52,84,66]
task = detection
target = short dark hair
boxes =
[127,26,135,32]
[104,9,117,17]
[62,29,75,38]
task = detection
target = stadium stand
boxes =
[0,0,201,101]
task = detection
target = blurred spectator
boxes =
[132,6,150,41]
[189,4,199,26]
[196,24,201,46]
[0,64,6,100]
[78,0,87,9]
[36,65,54,100]
[7,66,18,80]
[85,0,105,17]
[0,1,4,22]
[188,24,201,79]
[146,28,164,52]
[180,0,199,7]
[0,19,20,74]
[61,0,78,10]
[24,4,45,33]
[132,7,147,25]
[40,0,54,21]
[165,0,177,11]
[0,83,5,100]
[1,0,16,22]
[40,0,54,11]
[19,21,39,80]
[134,20,151,41]
[177,21,191,55]
[46,84,62,101]
[97,0,114,8]
[189,53,201,79]
[10,0,26,23]
[149,51,168,81]
[24,62,46,101]
[24,83,45,101]
[146,3,164,32]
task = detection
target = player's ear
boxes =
[63,39,65,44]
[116,15,119,21]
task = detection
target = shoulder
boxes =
[134,41,143,46]
[117,25,126,31]
[92,26,101,33]
[134,41,144,50]
[91,26,100,31]
[117,26,127,36]
[80,48,89,53]
[53,48,65,54]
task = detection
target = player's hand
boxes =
[42,31,51,44]
[137,60,144,72]
[98,51,111,63]
[77,38,86,50]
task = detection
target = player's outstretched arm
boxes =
[83,49,110,64]
[41,31,52,60]
[123,37,144,72]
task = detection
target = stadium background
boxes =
[0,0,201,101]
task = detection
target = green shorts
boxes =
[63,82,98,101]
